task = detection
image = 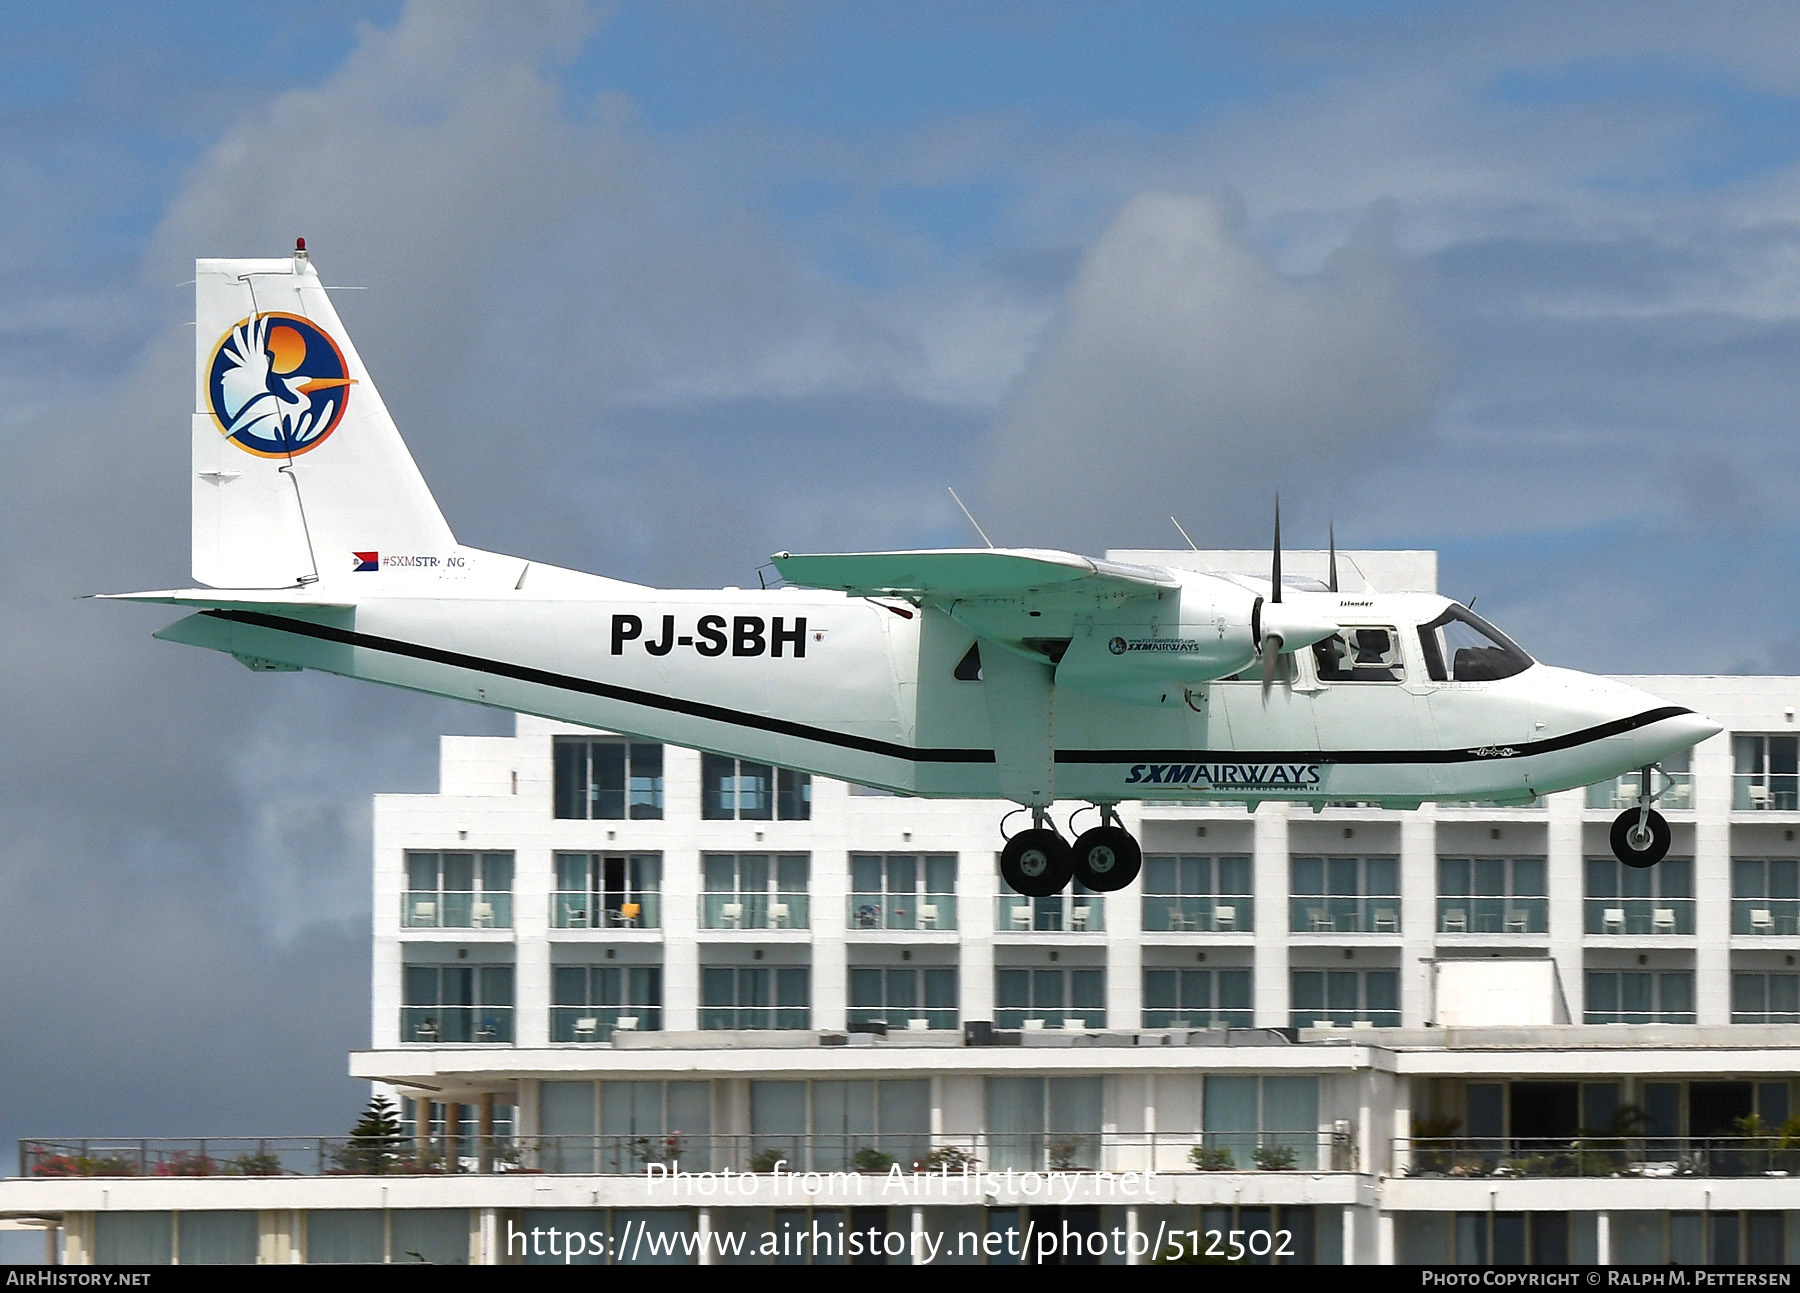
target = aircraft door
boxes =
[1307,625,1432,800]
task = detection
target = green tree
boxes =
[334,1096,406,1174]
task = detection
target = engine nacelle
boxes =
[1055,577,1263,706]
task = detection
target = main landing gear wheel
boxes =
[1070,825,1142,892]
[1001,828,1073,897]
[1611,807,1671,869]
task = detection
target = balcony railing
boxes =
[23,1128,1355,1178]
[550,892,661,930]
[995,894,1104,932]
[1288,897,1401,934]
[1142,1009,1253,1029]
[401,891,513,929]
[698,893,810,930]
[846,895,958,931]
[1583,897,1695,935]
[1400,1135,1795,1179]
[1582,1009,1697,1024]
[1142,895,1253,933]
[994,1007,1106,1030]
[1731,897,1800,935]
[697,1006,811,1030]
[1436,897,1548,935]
[400,1006,514,1044]
[846,1007,958,1032]
[1587,772,1693,811]
[1291,1009,1401,1029]
[1734,775,1800,811]
[548,1006,661,1042]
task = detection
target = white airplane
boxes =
[106,244,1722,896]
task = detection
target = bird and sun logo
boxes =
[205,313,353,458]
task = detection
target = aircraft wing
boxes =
[771,548,1180,602]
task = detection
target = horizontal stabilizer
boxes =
[94,589,353,613]
[772,548,1179,600]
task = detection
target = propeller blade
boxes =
[1328,521,1338,594]
[1270,497,1282,604]
[1261,632,1285,702]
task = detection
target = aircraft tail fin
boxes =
[192,243,455,588]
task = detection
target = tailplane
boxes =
[193,242,455,588]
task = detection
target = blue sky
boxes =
[6,0,1800,1227]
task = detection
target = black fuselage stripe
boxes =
[202,609,1691,772]
[203,608,993,764]
[1056,706,1694,765]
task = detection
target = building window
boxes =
[700,853,809,929]
[995,967,1105,1029]
[849,853,957,930]
[1202,1075,1321,1170]
[1290,855,1400,933]
[1437,856,1547,935]
[553,852,661,929]
[1143,854,1252,932]
[402,964,514,1043]
[1735,734,1799,811]
[1732,859,1800,935]
[553,738,663,820]
[750,1080,930,1173]
[1290,968,1399,1028]
[987,1076,1102,1171]
[1732,972,1800,1023]
[1143,968,1252,1028]
[700,753,810,820]
[1584,970,1694,1023]
[701,966,810,1030]
[403,851,514,929]
[849,967,958,1030]
[1584,857,1694,934]
[551,964,663,1041]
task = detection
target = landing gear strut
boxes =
[1070,806,1143,892]
[1610,765,1671,869]
[1000,808,1073,897]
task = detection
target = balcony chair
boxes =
[1752,907,1774,934]
[1011,905,1033,931]
[616,1016,639,1031]
[1308,908,1331,932]
[470,900,494,928]
[906,1018,931,1031]
[1603,907,1626,933]
[573,1016,598,1043]
[1441,909,1467,934]
[1022,1018,1046,1031]
[720,902,743,929]
[918,904,939,929]
[1213,906,1237,932]
[1652,907,1676,934]
[771,902,791,929]
[1071,905,1091,932]
[1505,909,1529,935]
[619,902,641,927]
[411,898,437,927]
[1374,908,1398,934]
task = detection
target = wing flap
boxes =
[771,548,1178,600]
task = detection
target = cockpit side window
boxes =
[1417,605,1534,682]
[1313,626,1404,683]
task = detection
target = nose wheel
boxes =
[1000,805,1142,895]
[1610,765,1671,869]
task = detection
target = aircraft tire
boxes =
[1001,828,1073,897]
[1610,807,1671,869]
[1070,825,1143,892]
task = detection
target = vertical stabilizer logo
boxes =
[207,314,353,458]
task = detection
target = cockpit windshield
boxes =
[1417,605,1534,682]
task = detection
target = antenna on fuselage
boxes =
[947,487,995,549]
[1170,516,1200,551]
[1329,520,1339,593]
[1262,497,1284,700]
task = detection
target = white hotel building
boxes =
[9,554,1800,1265]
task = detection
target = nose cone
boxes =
[1531,667,1723,775]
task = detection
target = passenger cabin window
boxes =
[1313,626,1404,682]
[1417,605,1533,682]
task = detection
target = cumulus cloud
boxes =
[978,193,1446,552]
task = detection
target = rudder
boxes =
[192,243,455,588]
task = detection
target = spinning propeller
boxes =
[1258,499,1341,702]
